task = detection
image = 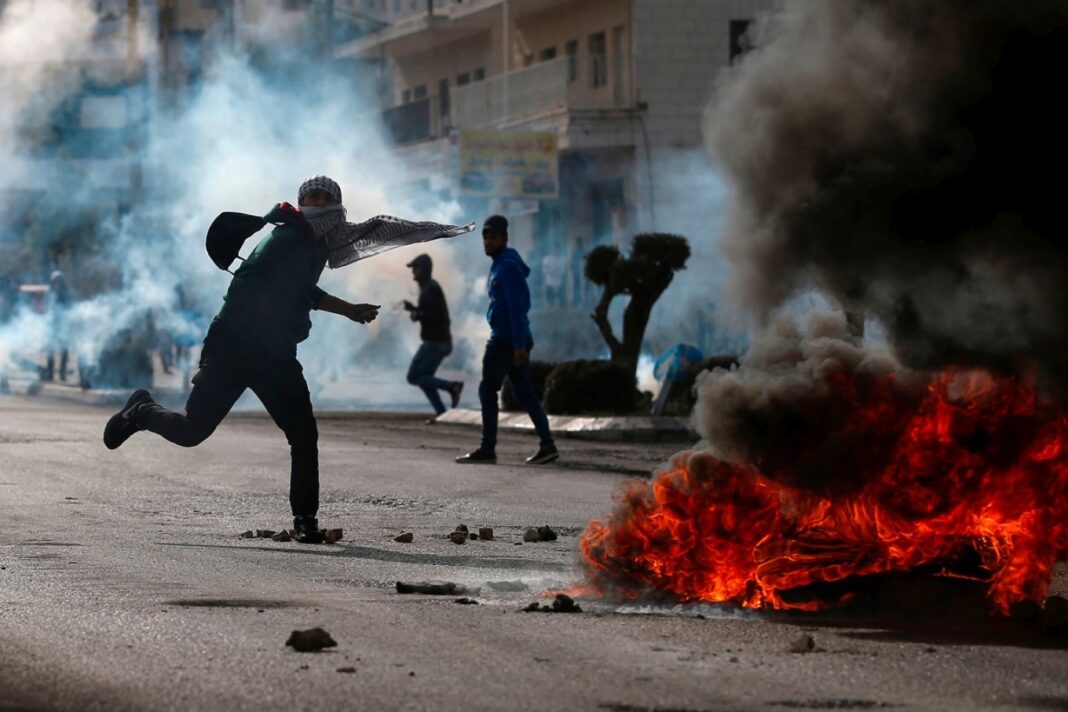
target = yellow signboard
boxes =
[458,130,558,200]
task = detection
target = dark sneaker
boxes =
[103,389,153,450]
[455,448,497,464]
[293,515,324,544]
[449,381,464,408]
[525,444,560,465]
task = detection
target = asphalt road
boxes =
[1,396,1066,712]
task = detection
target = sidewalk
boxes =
[433,407,696,443]
[6,364,697,443]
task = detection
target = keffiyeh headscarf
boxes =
[301,204,475,269]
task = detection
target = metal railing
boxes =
[381,94,444,144]
[378,54,634,144]
[450,53,633,129]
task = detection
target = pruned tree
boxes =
[585,233,691,378]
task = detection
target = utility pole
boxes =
[127,0,143,200]
[502,0,508,123]
[324,0,335,58]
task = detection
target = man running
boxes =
[403,253,463,419]
[103,175,379,543]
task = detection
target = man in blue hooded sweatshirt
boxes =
[457,215,558,465]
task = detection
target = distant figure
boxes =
[0,274,19,393]
[103,175,380,543]
[542,249,567,307]
[45,270,72,381]
[569,237,586,306]
[172,285,203,393]
[456,215,558,465]
[403,253,463,419]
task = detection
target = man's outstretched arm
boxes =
[316,293,380,324]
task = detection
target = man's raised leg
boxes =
[137,361,246,447]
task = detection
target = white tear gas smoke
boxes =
[1,3,744,406]
[0,0,100,364]
[0,5,492,403]
[707,0,1068,394]
[0,0,97,171]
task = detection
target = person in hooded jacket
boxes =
[456,215,558,465]
[102,175,380,543]
[403,253,463,419]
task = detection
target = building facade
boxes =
[337,0,778,357]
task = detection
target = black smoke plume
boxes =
[708,0,1068,392]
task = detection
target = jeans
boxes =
[135,339,319,517]
[479,337,554,452]
[407,340,453,415]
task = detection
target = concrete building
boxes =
[0,0,146,274]
[337,0,778,356]
[338,0,778,246]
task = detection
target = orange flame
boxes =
[580,370,1068,613]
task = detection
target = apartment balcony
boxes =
[377,53,637,164]
[381,95,444,145]
[451,54,635,132]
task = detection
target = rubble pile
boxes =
[523,593,581,613]
[238,528,344,545]
[396,581,478,596]
[523,525,557,542]
[285,627,337,652]
[444,524,496,544]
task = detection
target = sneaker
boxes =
[293,515,324,544]
[449,381,464,408]
[103,389,153,450]
[455,448,497,464]
[525,444,559,465]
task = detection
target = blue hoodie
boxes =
[487,247,532,345]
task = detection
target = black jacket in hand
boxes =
[411,274,451,342]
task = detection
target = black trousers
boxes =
[136,341,319,517]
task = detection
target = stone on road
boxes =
[0,396,1066,711]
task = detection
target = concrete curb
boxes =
[27,382,189,409]
[11,384,696,443]
[432,408,697,443]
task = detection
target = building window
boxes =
[413,84,427,100]
[439,78,449,119]
[402,88,411,103]
[540,47,556,62]
[456,71,470,86]
[565,40,578,82]
[729,19,754,63]
[473,67,484,81]
[588,32,607,88]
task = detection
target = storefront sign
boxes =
[458,129,558,199]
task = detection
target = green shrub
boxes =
[543,359,640,415]
[501,360,556,411]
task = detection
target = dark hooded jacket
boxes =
[487,247,532,345]
[410,256,451,342]
[213,203,329,358]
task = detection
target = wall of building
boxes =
[631,0,779,245]
[392,32,491,103]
